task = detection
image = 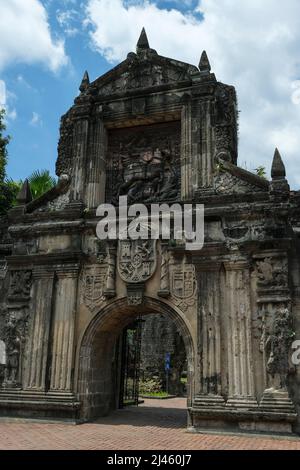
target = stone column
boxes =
[49,266,79,392]
[23,268,55,391]
[193,263,225,408]
[224,261,257,408]
[85,114,107,208]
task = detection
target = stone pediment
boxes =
[23,176,70,214]
[214,160,270,195]
[87,52,200,98]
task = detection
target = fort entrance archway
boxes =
[77,297,195,422]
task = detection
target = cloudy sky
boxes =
[1,0,300,188]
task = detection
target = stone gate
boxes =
[0,29,300,434]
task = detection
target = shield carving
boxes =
[171,265,196,301]
[82,265,106,310]
[118,239,157,284]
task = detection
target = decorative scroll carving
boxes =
[118,239,157,284]
[106,122,181,204]
[8,271,32,300]
[170,264,197,310]
[81,265,107,312]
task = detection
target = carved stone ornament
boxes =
[127,284,145,306]
[0,308,30,389]
[170,264,197,310]
[8,271,32,300]
[81,265,107,311]
[118,239,157,284]
[256,257,288,289]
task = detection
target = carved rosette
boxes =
[170,263,197,311]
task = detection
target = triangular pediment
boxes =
[89,52,200,97]
[214,160,270,195]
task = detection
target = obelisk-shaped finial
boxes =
[199,50,211,73]
[79,70,90,93]
[136,27,150,52]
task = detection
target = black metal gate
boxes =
[119,317,142,408]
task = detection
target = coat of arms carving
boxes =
[81,265,106,311]
[118,239,157,284]
[171,264,197,310]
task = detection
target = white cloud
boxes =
[0,0,67,72]
[30,112,42,126]
[0,79,17,121]
[56,8,80,37]
[85,0,300,188]
[0,80,6,108]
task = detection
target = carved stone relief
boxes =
[256,257,288,289]
[81,265,107,312]
[170,263,197,310]
[0,308,30,388]
[8,271,32,300]
[118,239,157,284]
[106,121,181,204]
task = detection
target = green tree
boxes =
[0,109,15,216]
[28,170,56,199]
[0,109,10,182]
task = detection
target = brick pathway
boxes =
[0,398,299,450]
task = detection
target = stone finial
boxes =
[199,50,211,73]
[271,148,286,180]
[136,27,150,52]
[79,70,90,93]
[16,179,32,205]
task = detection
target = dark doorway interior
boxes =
[118,313,187,409]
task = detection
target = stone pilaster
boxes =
[224,261,257,408]
[23,268,55,391]
[85,113,107,208]
[197,99,214,189]
[49,266,79,392]
[193,262,225,409]
[71,117,90,202]
[253,251,295,414]
[181,101,193,201]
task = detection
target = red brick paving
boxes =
[0,398,299,450]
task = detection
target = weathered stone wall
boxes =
[140,313,186,396]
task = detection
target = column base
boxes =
[0,389,81,422]
[259,388,296,414]
[226,396,258,410]
[188,405,297,435]
[193,394,225,409]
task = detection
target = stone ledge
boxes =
[188,406,297,435]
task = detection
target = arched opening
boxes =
[77,297,195,424]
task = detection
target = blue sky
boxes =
[1,0,300,188]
